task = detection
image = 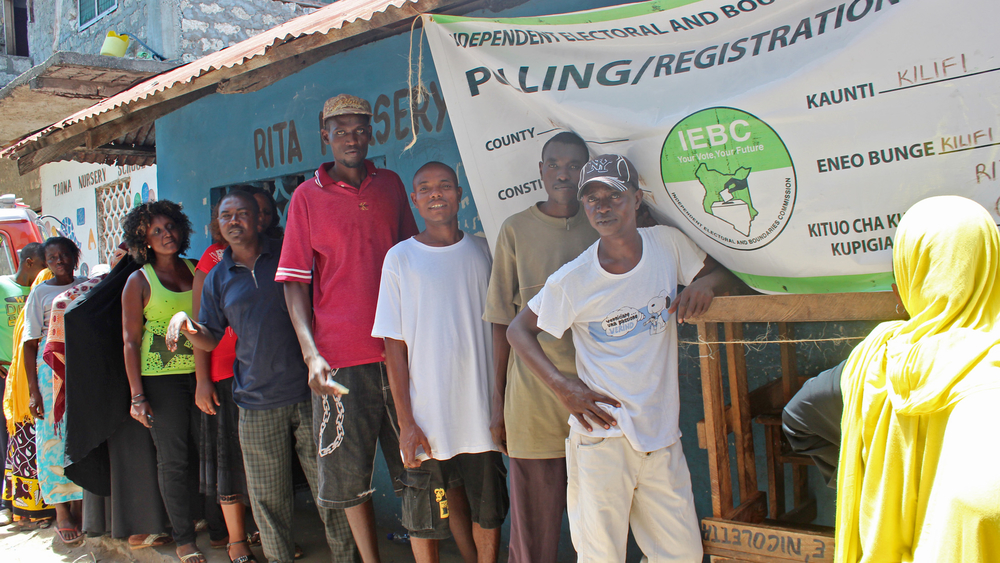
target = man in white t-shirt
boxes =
[508,154,739,562]
[372,162,508,563]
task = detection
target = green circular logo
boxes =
[661,107,795,250]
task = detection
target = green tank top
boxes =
[140,260,196,376]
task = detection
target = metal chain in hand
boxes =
[317,368,345,457]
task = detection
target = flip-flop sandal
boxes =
[56,526,85,547]
[129,533,174,549]
[178,551,207,563]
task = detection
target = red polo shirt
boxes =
[277,160,418,369]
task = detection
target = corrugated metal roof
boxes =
[2,0,446,158]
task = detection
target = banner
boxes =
[423,0,1000,293]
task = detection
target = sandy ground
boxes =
[0,506,481,563]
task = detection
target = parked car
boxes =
[0,194,45,276]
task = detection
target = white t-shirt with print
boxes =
[528,226,706,452]
[372,234,497,460]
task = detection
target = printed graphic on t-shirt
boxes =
[588,290,671,341]
[5,295,26,327]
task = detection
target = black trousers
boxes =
[144,373,200,545]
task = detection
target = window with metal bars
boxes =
[79,0,117,31]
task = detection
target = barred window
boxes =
[96,179,131,264]
[79,0,117,31]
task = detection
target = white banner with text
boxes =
[423,0,1000,293]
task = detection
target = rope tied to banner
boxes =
[404,15,428,153]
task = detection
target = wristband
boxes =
[131,398,148,406]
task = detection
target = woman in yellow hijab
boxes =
[836,196,1000,562]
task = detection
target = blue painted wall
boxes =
[156,0,860,559]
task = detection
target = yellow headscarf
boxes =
[835,196,1000,562]
[2,269,53,433]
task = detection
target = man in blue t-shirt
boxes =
[165,191,355,563]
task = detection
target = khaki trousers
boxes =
[566,432,703,563]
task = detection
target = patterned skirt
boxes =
[2,422,55,521]
[35,342,83,504]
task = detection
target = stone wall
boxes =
[0,53,32,88]
[179,0,308,63]
[28,0,159,62]
[28,0,311,65]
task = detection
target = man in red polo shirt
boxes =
[279,94,419,563]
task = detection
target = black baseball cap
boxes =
[578,154,639,197]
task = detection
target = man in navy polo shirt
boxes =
[165,190,356,563]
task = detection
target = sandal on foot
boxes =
[129,533,173,550]
[247,531,260,546]
[56,526,85,547]
[178,551,207,563]
[227,539,259,563]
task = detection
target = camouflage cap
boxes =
[322,94,372,121]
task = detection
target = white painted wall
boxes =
[38,161,157,276]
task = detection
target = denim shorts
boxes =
[312,361,405,508]
[400,451,509,540]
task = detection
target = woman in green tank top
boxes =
[121,201,209,563]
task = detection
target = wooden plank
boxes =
[701,518,834,562]
[691,292,904,323]
[724,322,757,501]
[697,322,732,518]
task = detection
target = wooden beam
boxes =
[690,292,904,323]
[16,88,203,172]
[83,87,212,150]
[76,146,156,157]
[216,30,376,95]
[28,76,131,98]
[17,134,87,175]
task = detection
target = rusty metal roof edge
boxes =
[5,0,431,156]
